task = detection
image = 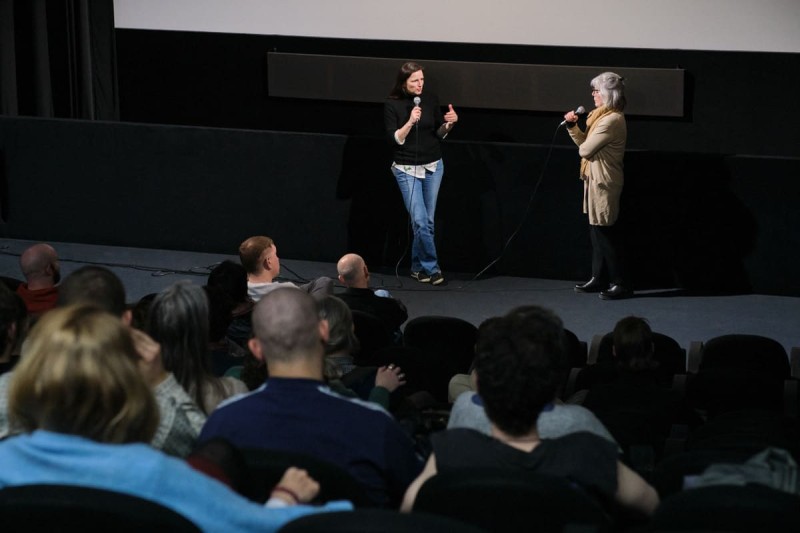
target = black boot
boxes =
[575,277,605,293]
[599,284,633,300]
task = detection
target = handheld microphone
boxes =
[413,97,421,106]
[559,106,586,126]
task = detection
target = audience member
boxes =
[239,236,333,301]
[318,295,405,410]
[336,253,408,339]
[0,284,26,375]
[147,282,248,415]
[207,260,254,347]
[447,312,617,444]
[581,316,701,458]
[15,243,60,317]
[0,266,207,457]
[0,305,351,532]
[204,285,247,376]
[199,288,423,506]
[401,305,658,518]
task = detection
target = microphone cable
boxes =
[457,123,566,289]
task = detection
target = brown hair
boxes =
[388,61,424,99]
[238,236,274,274]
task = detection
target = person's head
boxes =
[317,295,359,357]
[239,236,279,279]
[591,71,626,111]
[129,293,157,331]
[204,284,235,343]
[57,266,128,320]
[389,61,424,99]
[612,316,657,372]
[19,243,60,286]
[336,253,368,288]
[146,282,213,410]
[249,288,327,368]
[208,260,249,304]
[9,305,159,444]
[0,283,27,358]
[474,305,566,437]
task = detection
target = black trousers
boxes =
[590,224,627,286]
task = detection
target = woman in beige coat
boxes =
[564,72,630,300]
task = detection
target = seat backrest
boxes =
[700,334,789,378]
[413,469,610,533]
[684,408,800,460]
[651,449,755,497]
[595,331,686,385]
[0,484,200,532]
[403,316,477,402]
[368,344,440,399]
[650,484,800,531]
[278,509,487,533]
[240,448,373,507]
[351,310,394,365]
[563,328,588,368]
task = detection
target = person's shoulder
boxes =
[384,96,404,107]
[605,111,626,125]
[452,390,480,408]
[318,385,394,418]
[550,403,599,421]
[545,430,614,452]
[436,426,490,445]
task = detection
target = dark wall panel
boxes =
[267,53,684,116]
[115,30,800,158]
[0,117,349,260]
[1,117,797,296]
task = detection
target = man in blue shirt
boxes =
[199,288,423,506]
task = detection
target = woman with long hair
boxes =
[147,282,247,414]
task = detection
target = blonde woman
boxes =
[0,306,350,531]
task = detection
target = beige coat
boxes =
[568,111,627,226]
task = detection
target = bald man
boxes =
[16,243,60,316]
[199,288,422,506]
[336,253,408,337]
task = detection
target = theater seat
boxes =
[0,484,200,532]
[413,469,611,533]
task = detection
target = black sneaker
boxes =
[430,272,445,286]
[411,271,431,283]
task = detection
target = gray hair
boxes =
[317,295,360,356]
[591,71,626,111]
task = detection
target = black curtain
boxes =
[0,0,117,120]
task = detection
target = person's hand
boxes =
[271,467,320,505]
[409,105,422,126]
[563,110,579,124]
[375,364,406,392]
[130,327,168,387]
[444,104,458,125]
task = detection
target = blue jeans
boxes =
[392,160,444,275]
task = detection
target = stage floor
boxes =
[1,238,797,355]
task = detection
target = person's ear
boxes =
[121,309,133,326]
[318,318,330,344]
[248,337,265,361]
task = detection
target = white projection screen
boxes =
[114,0,800,54]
